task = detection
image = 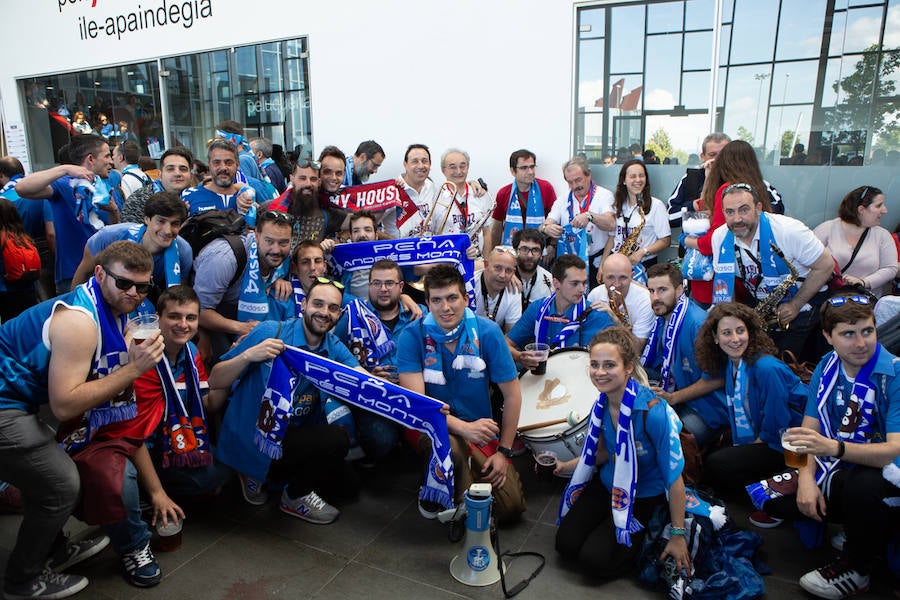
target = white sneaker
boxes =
[279,489,339,524]
[238,473,268,506]
[799,559,869,599]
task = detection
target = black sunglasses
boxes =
[259,210,295,225]
[296,159,321,170]
[103,267,153,294]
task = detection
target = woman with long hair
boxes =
[601,159,671,271]
[683,140,782,307]
[695,302,805,526]
[555,326,690,580]
[0,198,39,321]
[814,185,897,297]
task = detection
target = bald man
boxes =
[587,253,655,353]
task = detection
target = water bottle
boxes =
[238,185,257,227]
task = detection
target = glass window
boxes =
[684,31,712,70]
[645,34,682,108]
[609,4,646,73]
[682,71,711,108]
[722,64,773,146]
[771,61,820,104]
[686,0,715,30]
[578,39,606,109]
[579,7,605,38]
[259,43,283,93]
[719,24,732,65]
[842,7,885,54]
[648,2,683,34]
[730,0,779,64]
[775,0,827,60]
[764,103,814,162]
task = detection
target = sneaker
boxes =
[238,473,268,506]
[279,489,339,524]
[748,510,784,529]
[3,569,88,600]
[47,535,110,572]
[416,487,442,520]
[121,543,161,588]
[832,530,847,552]
[800,558,870,599]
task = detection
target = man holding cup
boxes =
[506,254,615,370]
[335,259,424,462]
[754,294,900,599]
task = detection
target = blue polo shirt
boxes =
[507,295,614,349]
[182,185,238,216]
[48,176,100,282]
[396,315,517,423]
[215,319,358,480]
[805,347,900,441]
[334,301,424,366]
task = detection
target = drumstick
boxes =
[518,417,569,432]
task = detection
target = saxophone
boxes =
[755,241,799,332]
[617,201,646,258]
[607,285,631,327]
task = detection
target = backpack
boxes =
[179,210,248,288]
[1,232,41,284]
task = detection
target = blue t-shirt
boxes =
[507,295,614,349]
[85,223,193,288]
[396,315,517,423]
[48,176,100,282]
[646,302,729,431]
[597,385,684,498]
[182,185,238,217]
[215,320,358,480]
[334,301,424,367]
[2,178,51,242]
[730,354,805,452]
[0,287,97,412]
[804,348,900,442]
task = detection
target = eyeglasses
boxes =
[312,276,345,291]
[515,164,537,171]
[370,280,401,289]
[259,210,295,224]
[492,245,518,258]
[826,295,872,307]
[103,267,153,294]
[295,159,321,170]
[516,245,542,256]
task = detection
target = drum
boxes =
[517,347,595,463]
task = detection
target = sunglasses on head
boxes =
[296,159,321,170]
[826,294,872,307]
[312,276,345,291]
[103,267,153,294]
[259,210,295,224]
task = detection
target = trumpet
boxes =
[412,181,457,238]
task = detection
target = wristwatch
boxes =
[497,445,515,458]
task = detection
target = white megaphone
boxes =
[450,483,502,586]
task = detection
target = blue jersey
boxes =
[48,176,99,282]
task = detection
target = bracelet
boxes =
[835,440,846,458]
[668,526,686,536]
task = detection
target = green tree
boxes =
[780,130,796,158]
[736,126,754,146]
[645,128,674,162]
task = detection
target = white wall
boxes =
[4,0,577,194]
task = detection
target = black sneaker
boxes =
[800,558,870,599]
[3,569,88,599]
[121,542,161,588]
[46,535,110,572]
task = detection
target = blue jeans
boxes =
[157,460,232,498]
[105,460,150,555]
[0,410,80,585]
[352,407,401,461]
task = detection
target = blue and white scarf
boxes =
[152,179,165,193]
[330,234,477,310]
[291,275,306,317]
[534,293,588,348]
[259,158,275,185]
[120,224,181,287]
[501,181,544,246]
[726,359,756,445]
[559,185,594,262]
[814,348,879,488]
[60,278,137,454]
[237,233,289,322]
[713,213,795,305]
[343,156,355,187]
[156,344,212,469]
[262,346,455,508]
[216,130,250,153]
[71,176,109,230]
[559,379,643,546]
[421,308,485,385]
[640,295,689,392]
[345,298,395,368]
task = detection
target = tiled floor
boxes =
[0,450,896,599]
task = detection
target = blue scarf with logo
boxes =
[262,345,455,509]
[534,293,588,348]
[501,181,543,246]
[237,232,289,322]
[640,295,688,392]
[120,224,181,287]
[559,185,593,262]
[345,298,395,368]
[156,343,212,469]
[421,308,485,385]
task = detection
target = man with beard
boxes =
[120,147,194,224]
[474,246,521,333]
[0,241,164,597]
[336,259,422,462]
[181,139,255,218]
[586,252,654,352]
[210,278,361,521]
[70,192,192,308]
[193,209,293,363]
[511,228,553,311]
[641,262,727,448]
[271,240,328,319]
[343,140,385,187]
[269,158,349,252]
